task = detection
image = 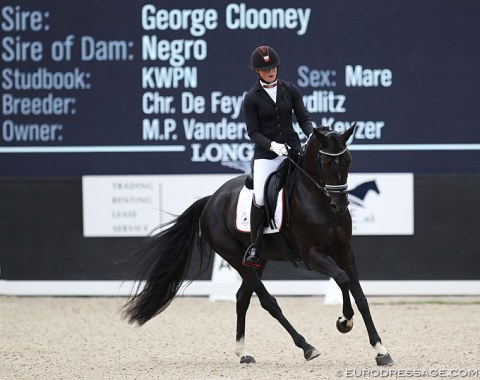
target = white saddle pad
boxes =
[235,186,283,234]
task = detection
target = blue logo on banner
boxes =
[348,180,380,207]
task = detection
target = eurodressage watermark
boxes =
[336,369,479,378]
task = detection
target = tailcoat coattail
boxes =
[243,79,314,160]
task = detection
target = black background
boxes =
[0,175,479,281]
[1,1,479,176]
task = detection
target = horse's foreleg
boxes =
[309,251,355,331]
[334,274,355,333]
[239,268,320,361]
[345,260,394,366]
[335,285,355,334]
[235,281,256,364]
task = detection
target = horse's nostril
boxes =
[330,204,340,214]
[330,202,348,215]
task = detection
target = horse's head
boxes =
[305,125,355,214]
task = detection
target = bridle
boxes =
[287,140,349,197]
[317,146,349,195]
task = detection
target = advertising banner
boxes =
[82,173,414,237]
[348,173,414,235]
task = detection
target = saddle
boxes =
[241,155,302,266]
[244,156,296,230]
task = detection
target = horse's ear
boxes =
[342,123,356,143]
[312,127,321,139]
[313,127,328,146]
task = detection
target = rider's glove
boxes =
[270,141,289,156]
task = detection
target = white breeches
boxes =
[253,156,286,206]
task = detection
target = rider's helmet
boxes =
[249,46,280,71]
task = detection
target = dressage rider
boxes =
[242,45,314,268]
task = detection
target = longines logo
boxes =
[190,142,253,173]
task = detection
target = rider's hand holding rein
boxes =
[270,141,289,156]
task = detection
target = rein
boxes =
[285,155,329,196]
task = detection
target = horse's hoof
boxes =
[304,346,321,361]
[336,316,353,334]
[376,353,394,366]
[240,355,256,364]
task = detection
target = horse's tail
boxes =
[123,196,212,325]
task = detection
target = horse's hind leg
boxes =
[235,281,256,364]
[237,266,320,362]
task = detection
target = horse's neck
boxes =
[301,140,320,178]
[289,142,330,220]
[291,141,327,199]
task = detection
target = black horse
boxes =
[123,125,394,366]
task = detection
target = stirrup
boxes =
[242,245,262,268]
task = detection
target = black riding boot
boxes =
[242,203,266,268]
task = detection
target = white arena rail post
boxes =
[209,253,241,302]
[323,277,355,305]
